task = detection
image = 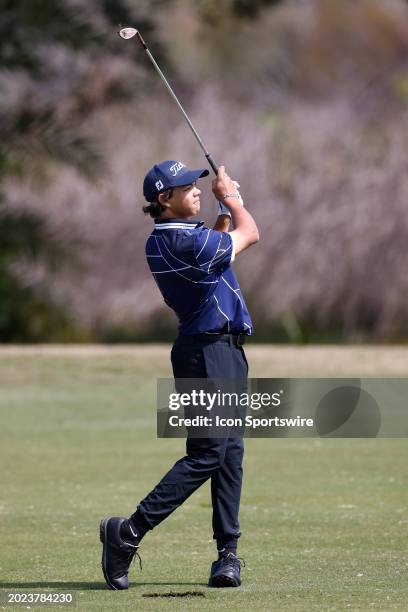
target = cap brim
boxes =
[171,168,209,187]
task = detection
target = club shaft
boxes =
[136,32,218,174]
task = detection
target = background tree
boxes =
[0,0,159,340]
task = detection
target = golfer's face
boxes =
[169,182,201,217]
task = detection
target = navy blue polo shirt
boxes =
[145,218,253,335]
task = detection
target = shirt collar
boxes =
[154,218,204,230]
[155,218,199,224]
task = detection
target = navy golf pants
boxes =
[136,335,248,550]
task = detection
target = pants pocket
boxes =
[239,347,249,377]
[171,344,207,378]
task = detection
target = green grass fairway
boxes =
[1,345,407,611]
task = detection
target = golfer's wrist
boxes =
[220,192,237,200]
[218,201,232,217]
[220,193,244,207]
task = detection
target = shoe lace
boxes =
[221,552,245,568]
[128,547,143,572]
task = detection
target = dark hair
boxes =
[142,188,173,219]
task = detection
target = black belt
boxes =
[176,333,246,347]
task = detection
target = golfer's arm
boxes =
[227,201,259,255]
[213,214,231,232]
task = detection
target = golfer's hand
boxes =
[212,166,239,202]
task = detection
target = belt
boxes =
[176,333,246,347]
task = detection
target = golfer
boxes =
[100,160,259,590]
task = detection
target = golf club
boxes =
[117,26,219,175]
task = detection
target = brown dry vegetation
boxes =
[3,0,408,341]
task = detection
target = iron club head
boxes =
[118,27,138,39]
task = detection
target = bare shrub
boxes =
[4,0,408,340]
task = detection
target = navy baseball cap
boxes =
[143,160,209,202]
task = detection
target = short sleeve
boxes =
[193,227,234,272]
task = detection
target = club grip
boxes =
[205,154,218,175]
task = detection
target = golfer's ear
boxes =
[158,193,170,206]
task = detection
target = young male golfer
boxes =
[100,160,259,590]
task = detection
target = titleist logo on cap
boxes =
[169,162,186,177]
